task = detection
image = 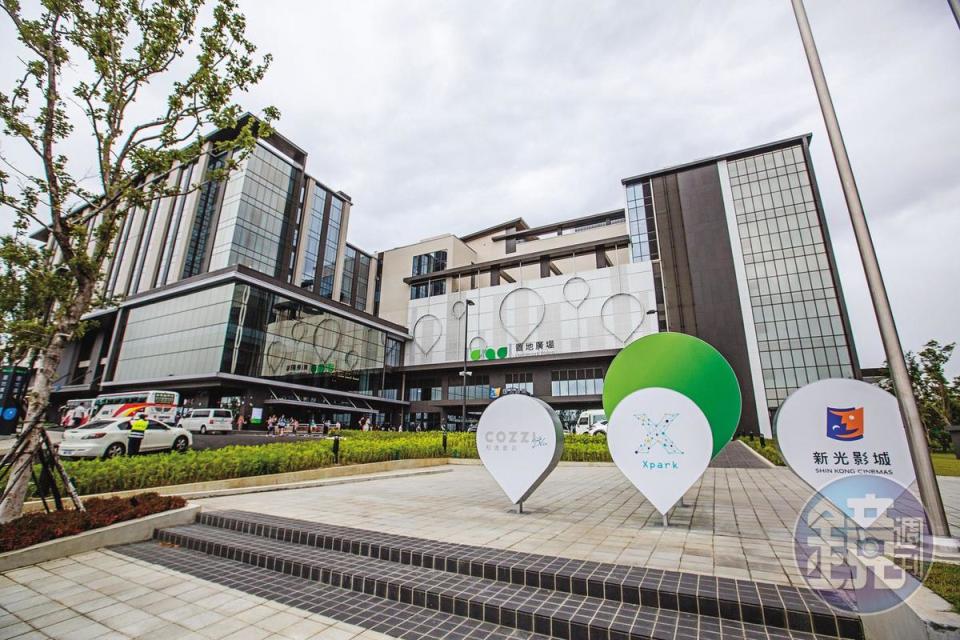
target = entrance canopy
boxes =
[263,387,377,414]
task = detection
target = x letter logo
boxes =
[633,413,684,455]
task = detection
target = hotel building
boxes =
[49,122,858,436]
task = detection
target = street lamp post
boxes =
[791,0,955,547]
[461,299,476,431]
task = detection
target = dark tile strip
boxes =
[195,510,862,640]
[115,541,547,640]
[153,524,835,640]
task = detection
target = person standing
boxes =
[128,413,148,456]
[236,414,246,431]
[69,404,87,428]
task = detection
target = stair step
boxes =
[197,509,862,640]
[116,541,546,640]
[155,522,846,640]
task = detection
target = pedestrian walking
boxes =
[278,415,288,436]
[236,414,246,431]
[128,413,148,456]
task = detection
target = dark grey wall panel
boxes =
[676,164,760,435]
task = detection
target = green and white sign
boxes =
[602,332,741,458]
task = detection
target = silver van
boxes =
[179,408,233,434]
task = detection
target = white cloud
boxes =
[1,0,958,372]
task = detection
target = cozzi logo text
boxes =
[484,430,539,444]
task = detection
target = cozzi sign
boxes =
[475,394,563,506]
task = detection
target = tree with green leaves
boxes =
[0,0,277,522]
[880,340,960,452]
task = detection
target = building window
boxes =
[504,372,533,395]
[318,197,343,299]
[385,337,402,367]
[429,279,445,296]
[625,179,658,263]
[411,250,447,276]
[300,185,327,290]
[550,368,604,396]
[410,282,428,300]
[340,246,356,304]
[448,374,490,400]
[182,151,227,278]
[355,253,371,311]
[728,144,855,410]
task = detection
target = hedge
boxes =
[42,432,614,496]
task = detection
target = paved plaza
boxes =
[193,462,833,587]
[1,451,958,639]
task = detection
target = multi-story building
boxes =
[49,124,858,436]
[378,134,858,436]
[50,120,407,425]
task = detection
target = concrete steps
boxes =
[120,509,864,640]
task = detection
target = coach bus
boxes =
[92,390,180,422]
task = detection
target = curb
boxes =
[0,503,200,573]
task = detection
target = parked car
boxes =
[575,409,606,434]
[58,418,192,459]
[588,420,607,437]
[178,408,233,434]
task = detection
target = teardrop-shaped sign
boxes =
[607,387,713,516]
[476,394,563,505]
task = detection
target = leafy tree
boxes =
[0,0,277,522]
[880,340,960,452]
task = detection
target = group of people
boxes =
[264,414,341,437]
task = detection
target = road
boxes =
[0,429,339,454]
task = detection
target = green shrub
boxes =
[737,435,785,465]
[41,431,616,496]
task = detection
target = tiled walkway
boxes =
[0,549,378,640]
[198,464,813,586]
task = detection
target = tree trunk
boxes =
[0,277,97,523]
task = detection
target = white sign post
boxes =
[607,388,713,525]
[775,379,916,495]
[476,394,564,511]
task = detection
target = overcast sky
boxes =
[1,1,958,373]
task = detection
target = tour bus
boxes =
[92,390,180,423]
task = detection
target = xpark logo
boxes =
[633,413,684,456]
[827,407,864,441]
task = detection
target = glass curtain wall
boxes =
[626,180,659,263]
[209,145,296,276]
[728,145,855,410]
[300,185,327,290]
[318,197,343,298]
[222,283,400,397]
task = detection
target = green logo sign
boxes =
[310,362,336,374]
[471,346,509,361]
[602,332,741,458]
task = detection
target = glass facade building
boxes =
[728,145,855,410]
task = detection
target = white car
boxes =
[59,418,193,459]
[178,408,233,434]
[588,420,607,436]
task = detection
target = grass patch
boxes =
[0,493,185,552]
[737,435,785,466]
[922,562,960,612]
[931,452,960,477]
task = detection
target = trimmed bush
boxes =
[45,431,616,497]
[0,493,185,552]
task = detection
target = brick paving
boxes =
[0,549,381,639]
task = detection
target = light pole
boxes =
[461,299,476,431]
[791,0,954,546]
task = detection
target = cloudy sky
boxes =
[1,1,958,373]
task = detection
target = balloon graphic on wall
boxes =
[602,332,741,458]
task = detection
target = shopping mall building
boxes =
[48,119,859,436]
